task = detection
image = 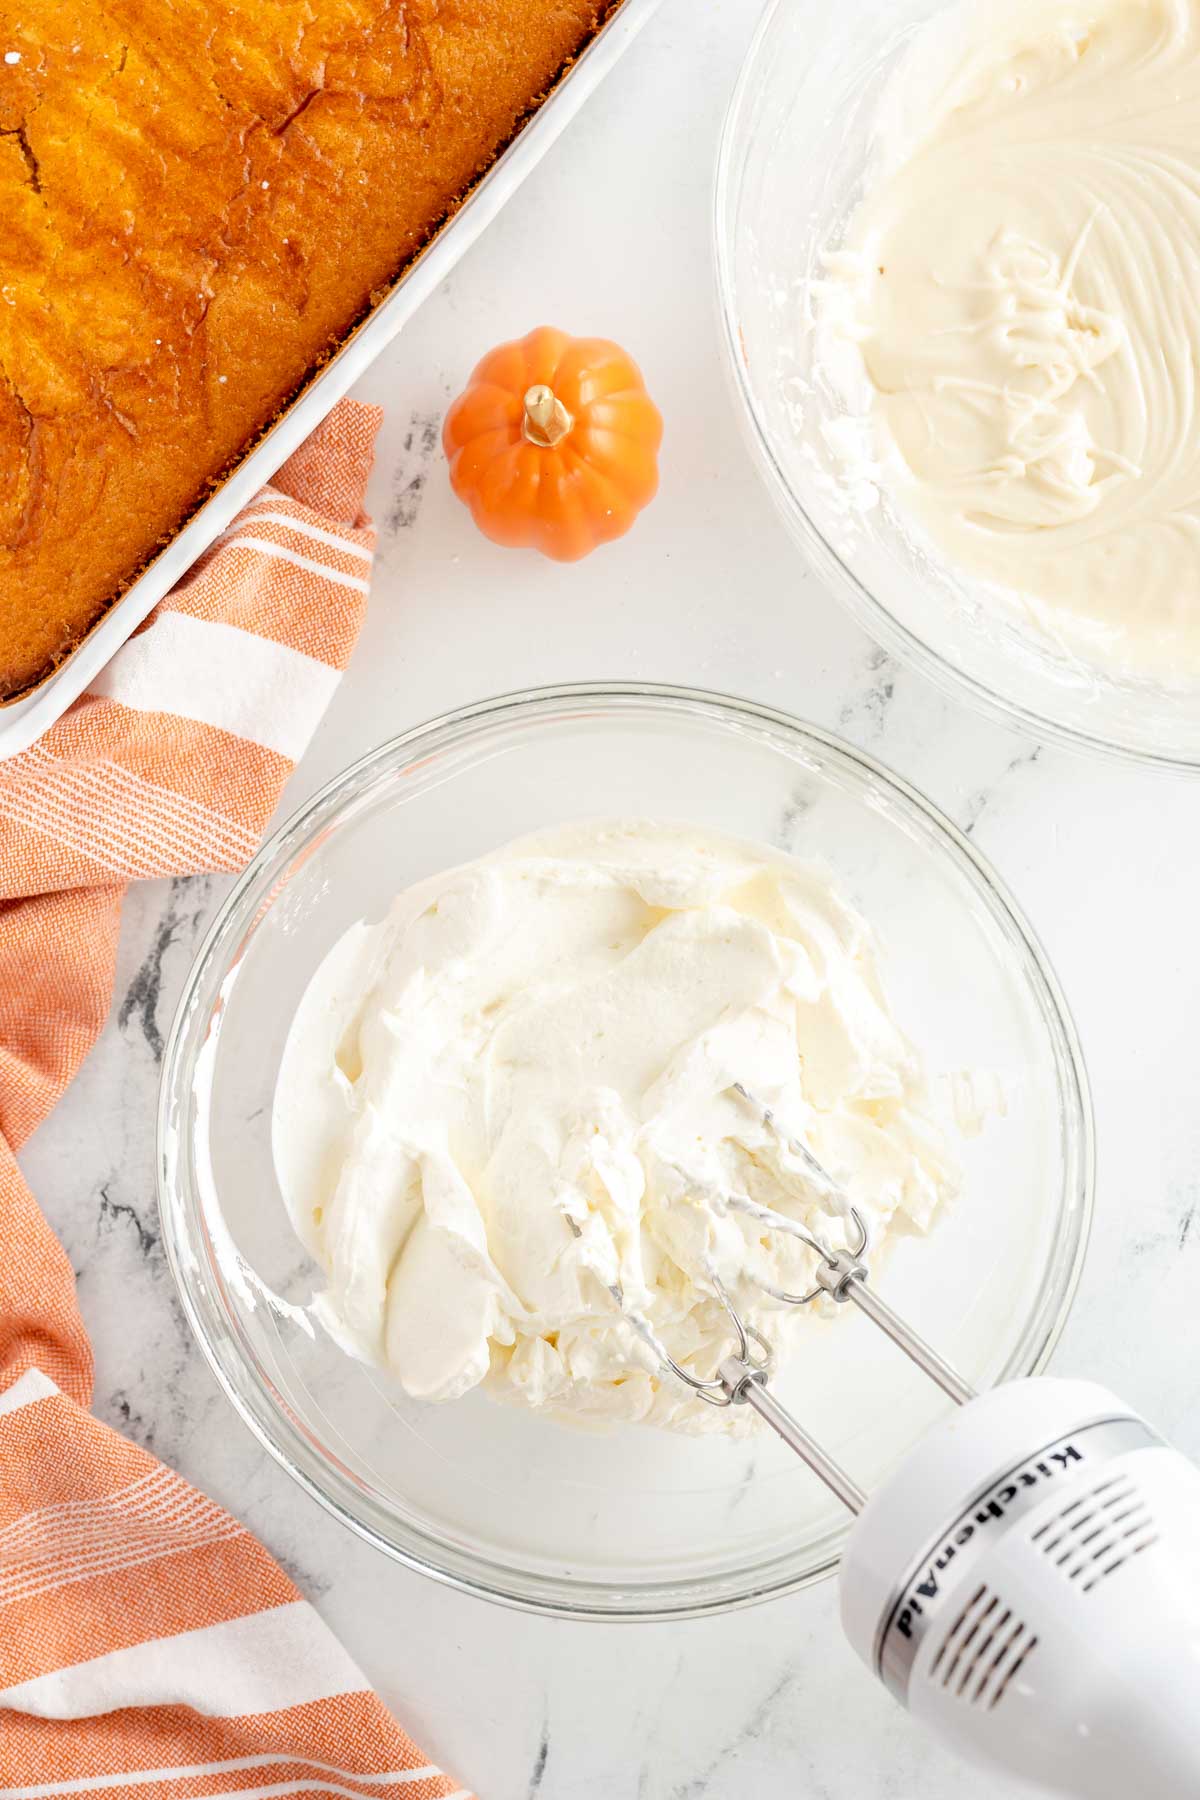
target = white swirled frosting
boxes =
[821,0,1200,672]
[272,822,963,1433]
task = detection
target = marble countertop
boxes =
[22,2,1200,1795]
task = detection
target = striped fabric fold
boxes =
[0,402,471,1800]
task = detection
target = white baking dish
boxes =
[0,0,662,759]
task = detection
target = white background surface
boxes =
[22,1,1200,1794]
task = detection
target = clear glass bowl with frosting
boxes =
[715,0,1200,768]
[159,684,1092,1619]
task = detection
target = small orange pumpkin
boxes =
[442,325,663,561]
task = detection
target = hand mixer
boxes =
[665,1086,1200,1799]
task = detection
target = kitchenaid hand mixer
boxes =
[664,1087,1200,1799]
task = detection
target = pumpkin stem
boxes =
[523,383,573,448]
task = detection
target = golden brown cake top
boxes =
[0,0,606,696]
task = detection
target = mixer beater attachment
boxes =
[662,1082,974,1511]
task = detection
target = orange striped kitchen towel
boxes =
[0,399,471,1800]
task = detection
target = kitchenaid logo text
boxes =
[894,1444,1083,1641]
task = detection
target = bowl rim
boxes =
[712,0,1200,775]
[157,679,1095,1621]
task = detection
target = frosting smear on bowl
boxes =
[273,822,963,1433]
[822,0,1200,672]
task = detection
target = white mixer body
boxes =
[840,1380,1200,1798]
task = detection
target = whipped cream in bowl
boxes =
[159,686,1090,1615]
[273,822,965,1436]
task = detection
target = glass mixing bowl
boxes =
[158,684,1092,1619]
[715,0,1200,769]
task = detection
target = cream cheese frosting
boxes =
[821,0,1200,672]
[272,822,963,1433]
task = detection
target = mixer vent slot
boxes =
[929,1583,1037,1709]
[1031,1471,1158,1592]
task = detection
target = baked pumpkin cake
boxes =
[0,0,612,699]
